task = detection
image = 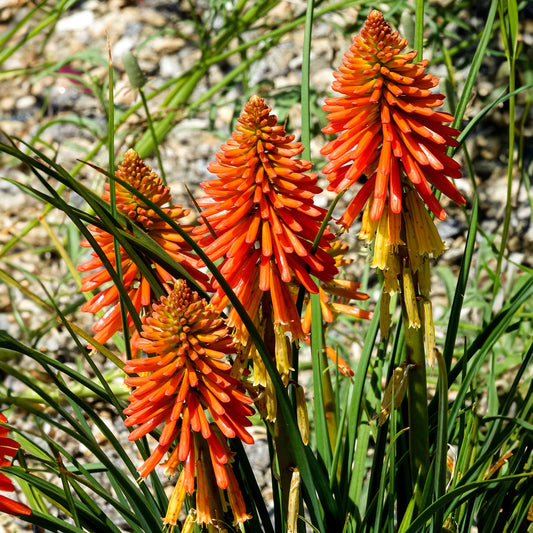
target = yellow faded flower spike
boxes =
[405,188,446,259]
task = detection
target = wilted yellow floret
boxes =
[295,385,310,445]
[402,264,420,328]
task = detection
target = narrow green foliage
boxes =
[0,2,532,532]
[310,291,332,472]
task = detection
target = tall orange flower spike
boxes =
[123,280,254,493]
[0,414,31,516]
[194,95,337,341]
[78,149,210,346]
[321,10,465,229]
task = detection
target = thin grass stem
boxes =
[139,89,167,184]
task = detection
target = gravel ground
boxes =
[0,1,532,531]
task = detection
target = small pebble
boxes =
[15,95,36,110]
[56,10,95,32]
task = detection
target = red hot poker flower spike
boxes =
[123,279,254,491]
[321,10,465,229]
[78,150,210,346]
[0,414,31,516]
[194,95,337,341]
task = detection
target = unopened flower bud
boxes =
[122,51,146,90]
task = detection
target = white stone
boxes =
[56,10,95,32]
[16,95,36,110]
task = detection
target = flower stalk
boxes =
[319,8,466,509]
[123,280,254,527]
[401,298,429,492]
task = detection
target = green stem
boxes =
[494,0,517,298]
[402,300,429,497]
[108,44,131,360]
[414,0,425,58]
[393,26,430,507]
[262,300,297,532]
[300,0,314,161]
[321,348,338,459]
[310,290,332,472]
[139,89,167,184]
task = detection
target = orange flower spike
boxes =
[321,10,464,229]
[123,280,254,480]
[195,95,337,341]
[110,152,210,286]
[78,150,210,346]
[0,414,31,516]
